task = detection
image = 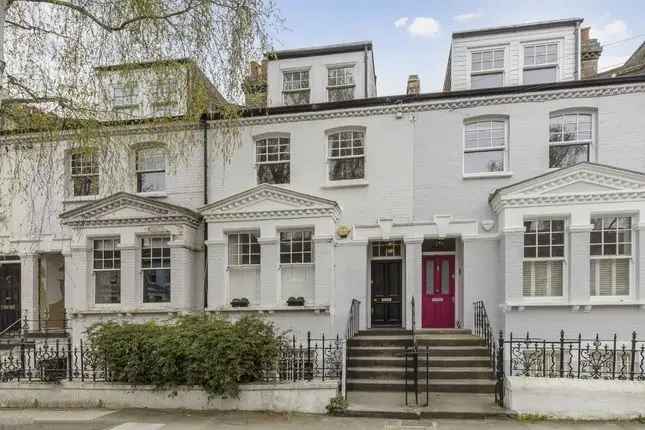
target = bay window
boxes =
[228,232,260,266]
[141,236,171,303]
[549,112,593,168]
[464,118,508,175]
[590,216,631,297]
[280,230,313,264]
[93,238,121,304]
[523,218,565,297]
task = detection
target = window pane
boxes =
[523,67,557,85]
[549,144,589,168]
[137,171,165,192]
[143,269,171,303]
[329,158,364,181]
[95,271,120,304]
[471,72,503,89]
[464,150,504,174]
[257,162,290,184]
[328,87,354,102]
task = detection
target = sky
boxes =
[271,0,645,95]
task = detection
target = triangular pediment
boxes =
[490,163,645,211]
[60,192,202,228]
[200,184,341,222]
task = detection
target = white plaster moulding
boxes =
[206,305,330,314]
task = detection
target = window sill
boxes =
[505,300,645,310]
[227,265,260,271]
[321,179,369,189]
[463,171,513,179]
[63,195,99,204]
[69,307,183,317]
[279,263,315,269]
[136,191,168,199]
[207,305,329,314]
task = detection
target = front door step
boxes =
[342,392,508,419]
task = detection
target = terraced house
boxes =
[1,18,645,395]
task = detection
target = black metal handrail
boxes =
[410,296,417,350]
[508,330,645,381]
[345,299,360,339]
[473,300,504,406]
[404,345,429,407]
[0,319,21,338]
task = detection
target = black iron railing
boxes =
[0,310,69,340]
[346,299,360,339]
[0,332,343,385]
[410,296,417,348]
[404,345,429,407]
[508,331,645,381]
[473,300,503,406]
[263,332,343,383]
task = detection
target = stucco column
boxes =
[69,246,90,312]
[313,235,334,306]
[19,253,39,324]
[569,225,593,303]
[503,227,525,304]
[404,237,423,331]
[258,237,279,306]
[118,243,138,308]
[169,241,190,309]
[637,223,645,302]
[62,251,73,312]
[205,240,226,308]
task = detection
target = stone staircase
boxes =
[346,328,496,394]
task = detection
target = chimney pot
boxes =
[406,74,420,95]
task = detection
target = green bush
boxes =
[88,315,283,397]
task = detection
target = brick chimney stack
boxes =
[406,74,420,95]
[243,59,268,108]
[581,27,603,79]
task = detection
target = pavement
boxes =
[0,409,644,429]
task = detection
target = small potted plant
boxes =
[287,296,305,306]
[231,297,250,308]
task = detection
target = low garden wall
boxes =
[505,376,645,420]
[0,381,338,414]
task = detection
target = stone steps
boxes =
[346,378,497,393]
[347,366,493,380]
[348,356,492,368]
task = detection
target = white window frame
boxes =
[548,110,594,169]
[228,232,261,267]
[70,150,99,197]
[325,126,367,183]
[327,64,355,102]
[279,229,314,265]
[112,81,139,110]
[470,47,505,89]
[92,238,121,305]
[522,218,567,300]
[141,236,171,304]
[462,116,510,178]
[135,146,166,193]
[370,240,403,260]
[254,133,290,185]
[522,41,559,84]
[282,69,310,105]
[590,215,633,299]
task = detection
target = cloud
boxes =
[592,19,629,44]
[394,17,409,29]
[407,17,441,38]
[453,12,481,23]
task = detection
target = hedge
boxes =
[88,315,283,397]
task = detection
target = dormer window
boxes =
[470,48,504,89]
[151,79,177,115]
[327,66,355,102]
[282,70,310,105]
[112,81,138,110]
[523,43,558,84]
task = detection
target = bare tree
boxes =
[0,0,280,245]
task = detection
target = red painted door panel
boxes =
[421,255,455,328]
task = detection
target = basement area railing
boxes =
[403,296,429,407]
[508,331,645,381]
[0,333,343,385]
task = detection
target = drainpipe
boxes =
[363,45,368,98]
[201,114,209,309]
[575,22,581,80]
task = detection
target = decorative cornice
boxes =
[227,83,645,127]
[497,189,645,210]
[204,207,340,223]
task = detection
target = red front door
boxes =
[421,255,455,328]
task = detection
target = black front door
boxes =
[370,260,402,326]
[0,263,21,331]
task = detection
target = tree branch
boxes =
[15,0,203,32]
[6,18,70,37]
